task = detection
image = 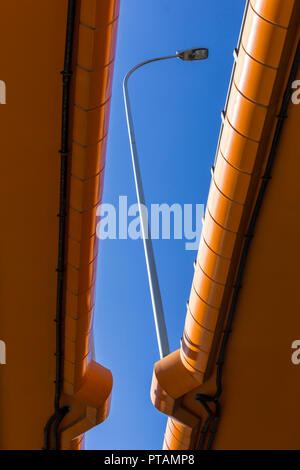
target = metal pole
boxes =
[123,55,178,359]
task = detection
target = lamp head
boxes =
[177,47,209,61]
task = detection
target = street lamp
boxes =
[123,48,209,359]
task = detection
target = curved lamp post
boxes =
[123,48,209,359]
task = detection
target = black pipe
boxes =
[43,0,76,450]
[195,394,215,450]
[196,40,300,450]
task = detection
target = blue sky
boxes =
[86,0,245,450]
